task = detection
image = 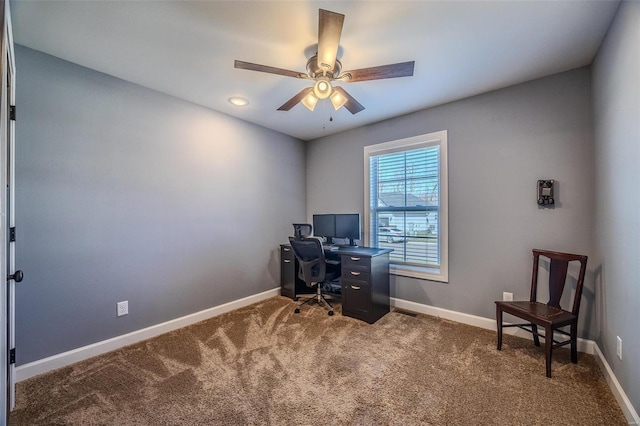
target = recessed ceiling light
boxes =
[228,97,249,107]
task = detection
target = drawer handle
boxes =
[350,285,361,290]
[350,257,361,261]
[350,271,361,276]
[284,259,291,263]
[283,248,290,252]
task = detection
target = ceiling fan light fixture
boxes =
[301,92,319,111]
[313,78,332,99]
[330,89,347,110]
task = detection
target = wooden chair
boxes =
[495,249,588,378]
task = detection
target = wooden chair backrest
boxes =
[530,249,588,316]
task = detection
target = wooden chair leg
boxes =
[496,306,503,350]
[570,322,578,364]
[545,325,553,378]
[531,324,540,347]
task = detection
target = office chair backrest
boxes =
[292,223,312,239]
[288,236,326,286]
[530,249,588,315]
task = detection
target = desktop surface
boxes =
[324,245,392,257]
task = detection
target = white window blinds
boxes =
[364,131,448,282]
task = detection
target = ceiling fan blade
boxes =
[332,86,364,114]
[277,87,314,111]
[235,60,305,79]
[317,9,344,73]
[340,61,415,82]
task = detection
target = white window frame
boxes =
[364,130,448,282]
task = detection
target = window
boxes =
[364,130,448,282]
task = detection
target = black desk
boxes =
[280,245,392,323]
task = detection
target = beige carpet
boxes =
[10,296,626,425]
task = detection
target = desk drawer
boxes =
[341,255,371,272]
[341,281,371,315]
[282,257,294,266]
[281,246,294,263]
[340,250,390,324]
[342,270,370,283]
[280,245,297,300]
[280,247,295,264]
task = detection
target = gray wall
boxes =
[592,1,640,413]
[307,68,596,337]
[15,46,306,364]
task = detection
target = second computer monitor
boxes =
[335,214,361,245]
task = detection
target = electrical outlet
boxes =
[502,292,514,302]
[616,336,622,360]
[117,301,128,317]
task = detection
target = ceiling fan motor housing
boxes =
[306,55,342,79]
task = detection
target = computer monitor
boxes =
[335,213,361,246]
[312,214,336,244]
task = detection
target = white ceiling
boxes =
[10,1,620,141]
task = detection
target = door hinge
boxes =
[9,348,15,365]
[9,227,16,242]
[9,105,16,121]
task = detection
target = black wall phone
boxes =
[537,180,555,206]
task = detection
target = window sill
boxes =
[390,264,448,283]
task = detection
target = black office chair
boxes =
[289,224,339,316]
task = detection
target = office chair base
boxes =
[294,290,335,316]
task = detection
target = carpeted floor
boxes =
[10,296,626,425]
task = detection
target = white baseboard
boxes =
[592,344,640,425]
[16,288,280,382]
[390,297,593,353]
[390,297,638,425]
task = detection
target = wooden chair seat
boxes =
[495,249,588,378]
[496,301,576,326]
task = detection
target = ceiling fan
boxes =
[234,9,415,114]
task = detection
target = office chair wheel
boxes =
[328,311,334,316]
[294,308,300,314]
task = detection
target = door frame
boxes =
[1,0,15,418]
